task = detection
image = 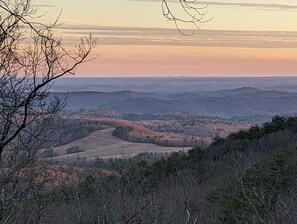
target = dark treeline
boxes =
[43,119,106,148]
[37,116,297,223]
[42,118,106,158]
[112,125,206,147]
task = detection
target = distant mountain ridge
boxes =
[53,88,297,117]
[51,77,297,93]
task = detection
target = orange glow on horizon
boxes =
[34,0,297,78]
[76,45,297,77]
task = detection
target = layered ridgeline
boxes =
[44,116,297,223]
[53,88,297,117]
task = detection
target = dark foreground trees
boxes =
[0,1,209,222]
[0,0,96,222]
[40,116,297,223]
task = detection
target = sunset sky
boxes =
[36,0,297,77]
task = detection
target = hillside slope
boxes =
[53,88,297,117]
[46,116,297,224]
[51,128,188,161]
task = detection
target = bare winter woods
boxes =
[1,0,297,223]
[0,0,96,222]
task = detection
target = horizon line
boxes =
[63,76,297,79]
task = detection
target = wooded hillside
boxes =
[41,116,297,223]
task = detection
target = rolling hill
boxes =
[50,127,188,161]
[52,88,297,117]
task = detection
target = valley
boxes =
[45,83,297,161]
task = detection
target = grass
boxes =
[51,127,189,161]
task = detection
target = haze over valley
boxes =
[3,0,297,222]
[46,77,297,161]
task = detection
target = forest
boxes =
[18,116,297,223]
[1,0,297,223]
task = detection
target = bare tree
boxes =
[0,0,96,222]
[162,0,213,35]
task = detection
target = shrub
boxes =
[66,146,82,154]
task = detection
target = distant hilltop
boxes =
[51,87,297,118]
[51,77,297,93]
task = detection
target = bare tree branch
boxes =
[162,0,213,35]
[0,0,97,222]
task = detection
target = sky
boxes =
[34,0,297,77]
